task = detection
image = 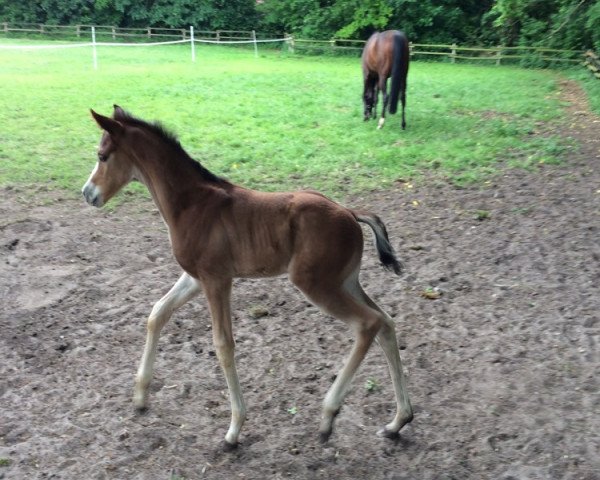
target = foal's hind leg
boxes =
[353,284,413,436]
[134,272,201,409]
[293,276,383,442]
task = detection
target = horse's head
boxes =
[82,106,137,207]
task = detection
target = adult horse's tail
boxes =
[388,31,408,116]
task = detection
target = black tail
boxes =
[353,212,403,275]
[388,32,407,115]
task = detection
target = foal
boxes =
[82,106,413,448]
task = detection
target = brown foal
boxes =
[82,106,413,448]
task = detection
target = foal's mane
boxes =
[114,108,225,184]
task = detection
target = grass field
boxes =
[0,38,577,198]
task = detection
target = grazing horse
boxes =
[82,106,413,449]
[361,30,410,129]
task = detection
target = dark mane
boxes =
[113,108,225,184]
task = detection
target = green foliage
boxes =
[365,377,381,393]
[0,0,258,30]
[491,0,600,50]
[1,1,598,50]
[335,0,393,39]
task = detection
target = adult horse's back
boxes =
[362,30,409,129]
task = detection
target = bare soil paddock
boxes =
[1,81,599,479]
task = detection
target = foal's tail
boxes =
[353,211,403,275]
[389,31,408,115]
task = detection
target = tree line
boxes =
[1,0,599,51]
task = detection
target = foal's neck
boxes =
[131,136,219,225]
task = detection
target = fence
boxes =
[1,22,594,71]
[0,24,292,69]
[288,37,585,66]
[0,22,277,42]
[584,50,600,79]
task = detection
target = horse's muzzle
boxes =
[82,182,103,207]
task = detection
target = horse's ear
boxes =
[91,109,124,136]
[113,104,126,119]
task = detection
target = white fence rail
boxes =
[0,25,290,69]
[0,22,588,70]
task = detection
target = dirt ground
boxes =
[1,80,599,480]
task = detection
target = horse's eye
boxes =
[98,153,108,162]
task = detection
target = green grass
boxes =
[0,38,570,199]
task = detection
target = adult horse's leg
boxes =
[362,74,371,121]
[363,74,377,121]
[353,283,413,436]
[372,83,379,120]
[134,272,201,409]
[400,84,407,130]
[201,276,246,450]
[377,77,388,129]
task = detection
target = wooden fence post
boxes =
[496,46,502,66]
[39,24,44,34]
[216,30,221,43]
[451,43,457,63]
[147,27,151,38]
[409,41,414,57]
[584,50,600,79]
[3,22,7,33]
[285,33,294,53]
[181,28,186,40]
[112,27,116,40]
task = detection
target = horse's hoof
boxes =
[377,427,400,439]
[377,118,385,129]
[223,440,238,452]
[134,404,148,415]
[319,430,332,444]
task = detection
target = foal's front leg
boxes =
[133,272,201,409]
[201,277,246,449]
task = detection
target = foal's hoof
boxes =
[222,440,238,452]
[377,412,414,439]
[319,430,332,444]
[377,427,400,439]
[134,405,148,415]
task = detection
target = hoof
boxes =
[223,440,238,452]
[377,118,385,129]
[377,411,414,439]
[319,430,331,444]
[134,405,148,415]
[377,427,400,439]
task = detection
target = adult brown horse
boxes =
[362,30,410,129]
[82,106,414,449]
